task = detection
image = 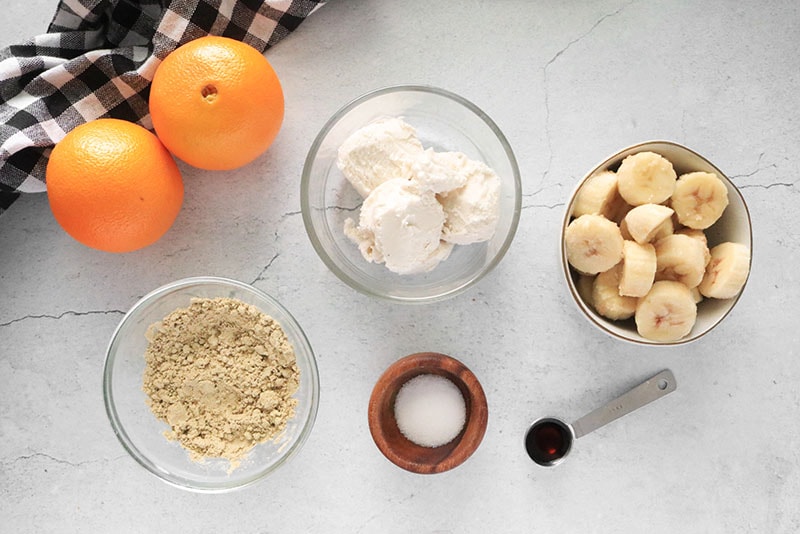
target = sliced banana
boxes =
[606,193,633,224]
[565,214,624,275]
[635,280,697,342]
[619,218,632,240]
[623,203,674,244]
[671,171,729,230]
[675,227,711,266]
[592,264,637,320]
[653,216,674,240]
[654,233,708,288]
[689,285,703,304]
[575,274,595,307]
[698,242,751,299]
[566,151,746,341]
[617,151,677,206]
[675,226,708,245]
[619,241,657,297]
[573,171,620,218]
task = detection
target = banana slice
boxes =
[575,274,595,307]
[623,204,674,244]
[635,280,697,342]
[617,152,677,206]
[675,227,711,266]
[653,216,674,240]
[698,242,751,299]
[592,264,637,320]
[654,233,708,288]
[619,241,657,297]
[565,214,624,274]
[689,285,703,304]
[606,193,633,224]
[671,171,729,230]
[675,226,707,245]
[619,218,632,240]
[573,171,620,218]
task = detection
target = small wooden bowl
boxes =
[368,352,489,474]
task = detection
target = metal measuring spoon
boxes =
[524,369,677,466]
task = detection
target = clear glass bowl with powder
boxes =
[301,85,522,303]
[103,277,320,492]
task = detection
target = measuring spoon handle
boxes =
[571,369,676,439]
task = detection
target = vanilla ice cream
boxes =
[439,160,500,245]
[344,178,453,275]
[411,149,469,193]
[337,117,424,198]
[339,117,501,275]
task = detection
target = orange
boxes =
[149,36,285,171]
[46,118,184,253]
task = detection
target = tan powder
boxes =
[142,297,299,470]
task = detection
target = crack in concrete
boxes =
[522,202,565,211]
[3,452,127,469]
[541,1,636,186]
[0,309,125,328]
[251,252,281,284]
[729,151,789,190]
[738,181,794,190]
[730,152,779,180]
[326,204,361,212]
[280,209,302,221]
[522,185,546,198]
[162,245,192,259]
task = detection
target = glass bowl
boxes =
[301,85,522,303]
[103,277,320,492]
[561,141,753,345]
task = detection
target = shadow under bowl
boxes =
[367,352,488,474]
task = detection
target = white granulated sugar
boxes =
[393,374,466,448]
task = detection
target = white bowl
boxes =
[561,141,753,345]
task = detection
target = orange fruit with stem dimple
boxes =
[46,118,184,253]
[149,36,285,170]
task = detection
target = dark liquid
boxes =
[525,418,572,465]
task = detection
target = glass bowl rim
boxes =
[102,275,320,492]
[300,84,523,304]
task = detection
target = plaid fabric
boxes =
[0,0,324,214]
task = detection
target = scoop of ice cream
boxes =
[439,160,501,245]
[344,178,453,275]
[411,149,470,193]
[336,117,424,198]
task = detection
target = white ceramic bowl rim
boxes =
[300,84,523,303]
[561,140,753,346]
[102,276,320,492]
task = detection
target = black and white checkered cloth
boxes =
[0,0,324,214]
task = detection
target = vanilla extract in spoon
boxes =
[525,369,676,466]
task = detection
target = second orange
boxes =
[149,36,285,171]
